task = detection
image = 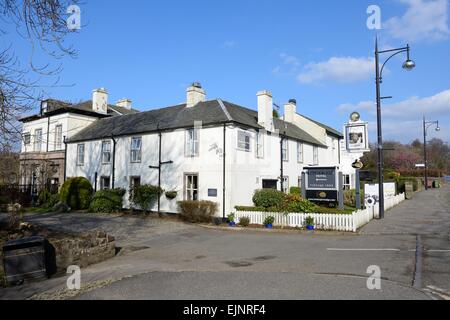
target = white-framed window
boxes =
[343,174,351,190]
[282,176,289,194]
[297,142,304,163]
[102,141,112,164]
[23,133,31,146]
[185,173,199,201]
[131,137,142,163]
[34,128,43,152]
[185,128,199,157]
[313,146,319,165]
[54,125,63,150]
[101,176,111,190]
[256,131,264,159]
[282,139,289,162]
[237,130,251,152]
[77,144,85,166]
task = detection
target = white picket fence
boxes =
[235,193,405,233]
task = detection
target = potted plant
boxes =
[264,216,275,229]
[165,190,178,200]
[227,213,236,227]
[305,216,315,230]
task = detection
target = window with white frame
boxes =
[101,176,111,190]
[297,142,304,163]
[54,125,63,150]
[23,133,31,146]
[185,173,199,201]
[282,139,289,161]
[102,141,112,164]
[313,146,319,165]
[282,176,289,194]
[237,130,251,152]
[185,128,199,157]
[77,144,85,166]
[343,174,351,190]
[256,131,264,158]
[34,129,42,152]
[131,137,142,163]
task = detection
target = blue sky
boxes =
[5,0,450,143]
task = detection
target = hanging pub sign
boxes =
[345,112,370,153]
[304,167,339,204]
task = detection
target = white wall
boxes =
[66,124,339,216]
[21,113,98,153]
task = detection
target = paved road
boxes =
[1,185,449,300]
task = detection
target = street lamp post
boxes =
[423,117,440,190]
[375,38,415,219]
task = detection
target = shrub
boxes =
[38,189,52,206]
[263,216,275,226]
[343,189,365,208]
[305,216,314,227]
[282,194,315,213]
[290,187,301,195]
[129,184,163,213]
[45,194,60,210]
[177,201,218,223]
[234,206,266,212]
[0,195,10,205]
[59,177,93,210]
[227,213,235,222]
[252,189,286,209]
[396,177,419,193]
[239,217,250,227]
[90,188,126,213]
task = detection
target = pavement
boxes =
[0,185,449,300]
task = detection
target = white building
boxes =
[19,89,139,192]
[65,83,344,218]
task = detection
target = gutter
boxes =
[223,124,227,220]
[63,136,67,182]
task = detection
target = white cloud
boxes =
[384,0,450,43]
[272,53,300,76]
[222,40,237,48]
[337,100,374,113]
[297,57,374,84]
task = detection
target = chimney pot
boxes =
[116,98,132,110]
[186,82,206,108]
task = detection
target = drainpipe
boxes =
[46,116,50,152]
[63,136,67,182]
[280,134,285,192]
[222,124,226,220]
[111,135,117,189]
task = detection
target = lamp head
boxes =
[402,59,416,71]
[436,126,441,132]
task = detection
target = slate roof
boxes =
[67,99,327,147]
[20,99,140,123]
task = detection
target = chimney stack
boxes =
[116,98,132,110]
[92,88,108,114]
[284,99,297,123]
[257,90,274,131]
[186,82,206,108]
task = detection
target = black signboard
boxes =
[306,190,338,203]
[306,168,337,190]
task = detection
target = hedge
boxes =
[90,188,126,213]
[252,189,286,209]
[59,177,93,210]
[177,201,218,223]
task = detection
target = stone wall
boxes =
[50,230,116,274]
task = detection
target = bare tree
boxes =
[0,0,81,151]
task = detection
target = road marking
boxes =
[327,248,401,252]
